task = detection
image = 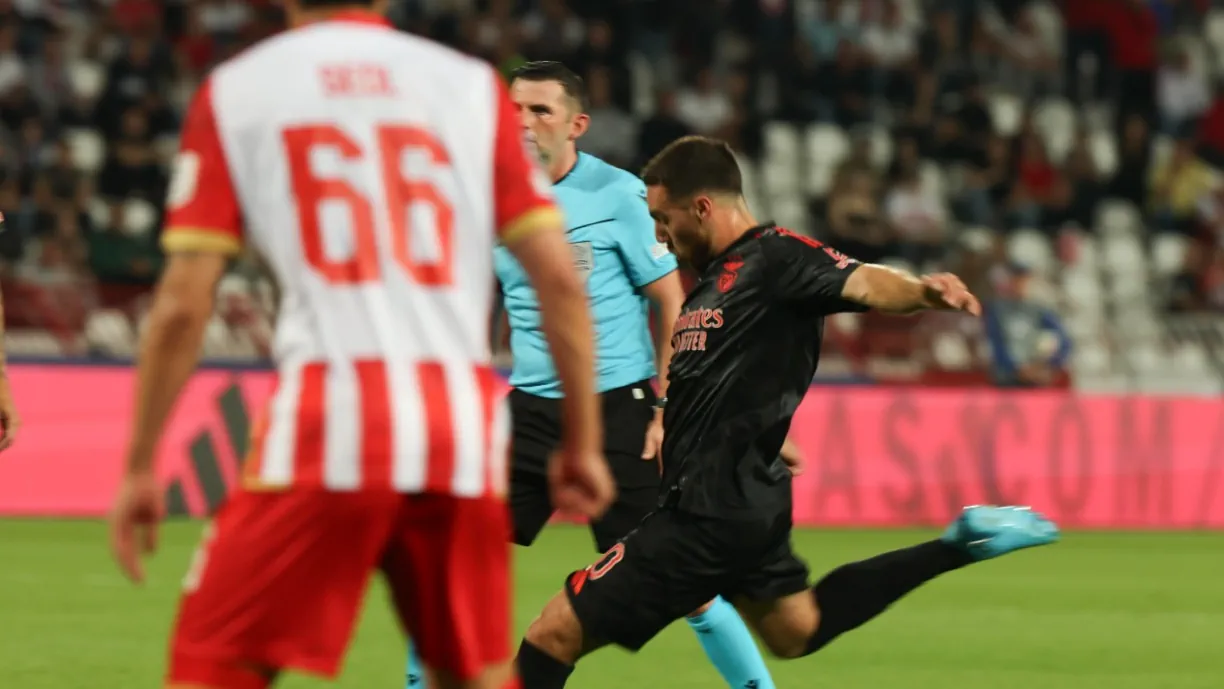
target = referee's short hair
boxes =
[509,61,589,112]
[640,136,743,199]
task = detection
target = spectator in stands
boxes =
[885,165,947,267]
[1104,0,1159,124]
[1060,0,1109,103]
[822,163,892,264]
[523,0,584,62]
[799,0,859,63]
[958,134,1013,227]
[1156,44,1210,136]
[1110,114,1152,206]
[0,22,24,97]
[998,4,1060,99]
[814,39,871,127]
[1195,81,1224,168]
[1054,136,1105,231]
[579,67,636,170]
[1007,131,1058,230]
[984,262,1072,387]
[1148,134,1216,235]
[635,90,691,170]
[861,0,918,107]
[675,67,733,135]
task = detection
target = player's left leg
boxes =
[588,482,777,689]
[383,493,518,689]
[518,509,732,688]
[733,505,1060,659]
[165,488,403,688]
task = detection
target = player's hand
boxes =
[0,373,20,452]
[548,448,616,520]
[641,414,665,474]
[920,273,981,316]
[109,471,164,585]
[779,437,805,476]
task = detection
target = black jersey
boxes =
[660,224,867,518]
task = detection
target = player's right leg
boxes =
[384,493,519,689]
[733,505,1060,659]
[165,488,402,689]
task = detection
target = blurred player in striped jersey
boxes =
[107,3,613,688]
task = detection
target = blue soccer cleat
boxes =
[940,505,1059,561]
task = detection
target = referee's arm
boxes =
[640,273,685,401]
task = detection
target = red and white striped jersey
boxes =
[162,10,559,496]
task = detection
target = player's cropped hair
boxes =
[640,136,743,199]
[510,61,589,112]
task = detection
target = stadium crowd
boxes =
[1,0,1223,388]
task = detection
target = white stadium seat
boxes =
[66,128,105,174]
[1007,229,1055,275]
[68,60,105,101]
[1152,233,1190,277]
[121,199,158,237]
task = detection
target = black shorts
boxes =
[564,506,810,651]
[508,381,661,553]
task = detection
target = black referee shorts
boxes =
[508,381,660,554]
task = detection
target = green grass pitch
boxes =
[1,520,1222,688]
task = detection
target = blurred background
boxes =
[3,0,1224,393]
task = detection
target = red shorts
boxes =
[167,488,511,684]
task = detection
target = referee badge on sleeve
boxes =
[650,242,671,260]
[571,241,594,280]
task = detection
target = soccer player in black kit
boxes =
[513,136,1061,688]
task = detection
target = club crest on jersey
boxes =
[570,241,594,280]
[717,257,744,293]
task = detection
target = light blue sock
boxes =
[406,640,426,688]
[686,596,776,689]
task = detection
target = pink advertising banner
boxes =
[0,365,1220,528]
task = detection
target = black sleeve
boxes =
[764,230,869,316]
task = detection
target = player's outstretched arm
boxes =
[840,264,982,316]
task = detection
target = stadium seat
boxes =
[1151,233,1189,277]
[628,53,655,117]
[1095,199,1141,236]
[67,60,105,101]
[989,92,1023,137]
[84,309,135,357]
[121,199,158,237]
[761,158,801,195]
[763,121,801,163]
[1061,269,1104,314]
[829,312,862,335]
[1089,130,1119,177]
[958,226,996,254]
[154,135,179,167]
[1072,339,1111,375]
[1101,234,1146,276]
[918,160,946,198]
[865,125,894,169]
[1034,97,1076,164]
[931,331,973,370]
[88,196,112,231]
[66,129,105,174]
[5,329,65,357]
[803,125,850,196]
[771,196,810,235]
[1006,229,1055,276]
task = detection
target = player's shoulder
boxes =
[572,153,647,200]
[212,21,491,89]
[756,225,858,268]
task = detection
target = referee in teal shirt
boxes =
[406,62,777,689]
